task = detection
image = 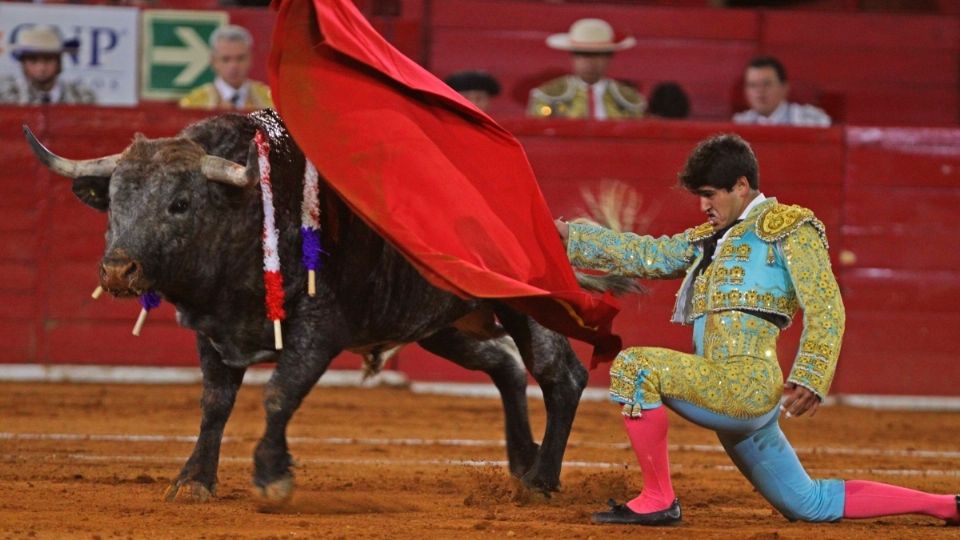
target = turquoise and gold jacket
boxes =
[566,198,845,399]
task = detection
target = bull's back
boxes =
[182,111,472,348]
[321,195,475,346]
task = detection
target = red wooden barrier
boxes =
[430,0,759,120]
[63,3,958,127]
[426,0,960,126]
[1,106,959,396]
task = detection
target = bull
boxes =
[24,109,612,503]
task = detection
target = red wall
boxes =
[2,105,959,396]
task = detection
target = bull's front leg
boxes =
[165,336,245,502]
[496,307,588,494]
[252,317,340,503]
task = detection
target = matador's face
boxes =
[693,176,754,231]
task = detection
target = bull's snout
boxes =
[99,252,149,297]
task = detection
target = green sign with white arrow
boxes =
[141,10,229,100]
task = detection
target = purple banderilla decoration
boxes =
[300,227,324,271]
[132,290,162,336]
[139,290,162,311]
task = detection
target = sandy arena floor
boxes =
[0,381,958,539]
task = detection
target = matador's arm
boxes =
[781,222,846,399]
[565,222,697,279]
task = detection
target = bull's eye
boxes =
[168,199,190,215]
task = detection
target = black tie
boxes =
[692,219,742,278]
[229,93,241,108]
[41,93,51,104]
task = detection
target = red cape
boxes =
[268,0,621,366]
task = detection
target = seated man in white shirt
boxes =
[179,25,273,111]
[732,56,830,127]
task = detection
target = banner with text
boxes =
[0,2,139,106]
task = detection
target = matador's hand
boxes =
[555,219,569,245]
[781,382,821,418]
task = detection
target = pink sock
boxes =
[622,406,676,514]
[843,480,958,520]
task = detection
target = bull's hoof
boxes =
[254,476,294,504]
[520,470,559,497]
[163,480,215,503]
[509,476,554,505]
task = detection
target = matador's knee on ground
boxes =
[609,347,662,417]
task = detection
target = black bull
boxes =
[25,109,600,502]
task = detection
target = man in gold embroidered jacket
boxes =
[569,196,842,417]
[559,134,959,526]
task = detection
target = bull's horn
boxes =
[22,125,120,178]
[201,155,250,187]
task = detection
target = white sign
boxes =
[0,2,139,106]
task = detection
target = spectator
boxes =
[527,18,645,120]
[733,56,830,127]
[443,70,501,113]
[179,25,273,110]
[0,25,95,105]
[647,82,690,119]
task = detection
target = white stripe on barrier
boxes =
[2,453,957,478]
[0,365,408,388]
[3,431,959,460]
[2,364,960,411]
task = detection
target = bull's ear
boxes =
[72,176,110,211]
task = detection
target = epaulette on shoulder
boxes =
[532,76,574,99]
[756,203,825,245]
[178,84,214,107]
[687,221,715,242]
[610,81,646,111]
[252,80,272,96]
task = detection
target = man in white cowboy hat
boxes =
[0,25,96,105]
[527,18,645,120]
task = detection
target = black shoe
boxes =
[591,498,682,526]
[946,494,959,526]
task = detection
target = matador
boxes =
[558,133,959,526]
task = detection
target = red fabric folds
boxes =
[267,0,621,366]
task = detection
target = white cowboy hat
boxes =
[11,25,79,61]
[546,18,636,53]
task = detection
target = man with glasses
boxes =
[733,56,831,127]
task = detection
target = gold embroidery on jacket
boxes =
[780,223,845,398]
[688,221,715,242]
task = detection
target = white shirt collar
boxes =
[46,81,63,103]
[572,77,610,120]
[591,79,608,120]
[757,102,789,124]
[738,192,767,220]
[214,77,250,108]
[19,78,63,104]
[715,192,767,252]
